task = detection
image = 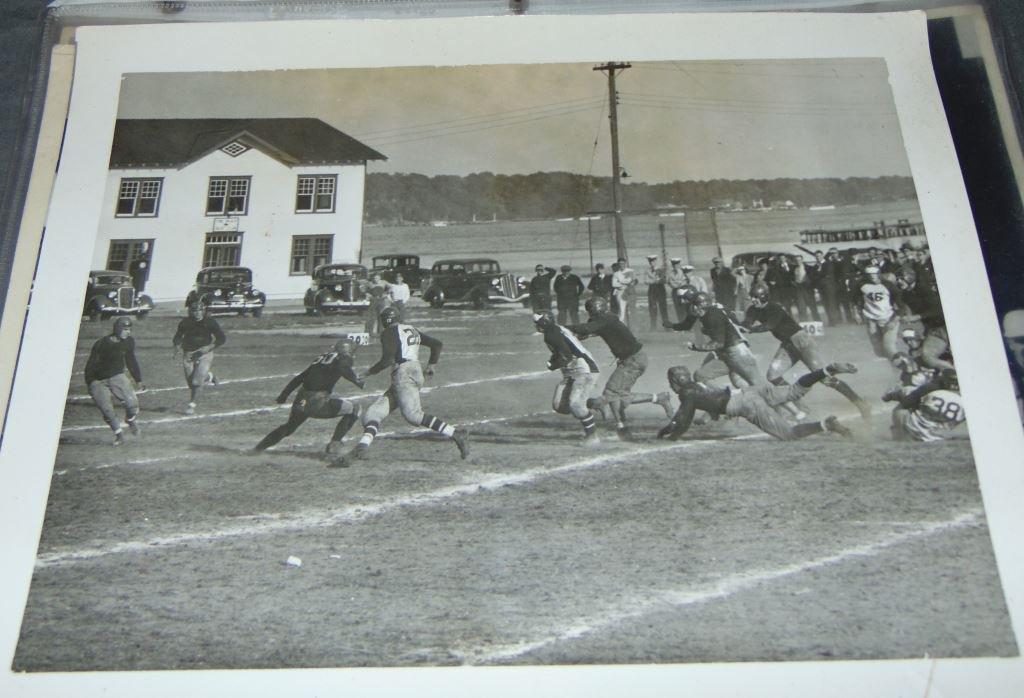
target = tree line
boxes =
[363,172,917,224]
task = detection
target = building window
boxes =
[206,176,250,216]
[116,178,162,217]
[290,235,333,275]
[295,175,337,213]
[203,232,243,267]
[106,239,154,272]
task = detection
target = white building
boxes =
[94,118,386,302]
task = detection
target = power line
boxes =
[618,97,898,120]
[618,90,893,111]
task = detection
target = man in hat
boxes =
[640,254,668,331]
[587,263,613,302]
[611,257,637,326]
[667,258,688,322]
[84,316,144,445]
[529,264,557,314]
[553,264,585,325]
[709,257,737,312]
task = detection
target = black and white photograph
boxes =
[2,12,1023,697]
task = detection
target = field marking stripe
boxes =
[59,369,550,432]
[65,373,297,401]
[450,508,985,665]
[35,438,717,568]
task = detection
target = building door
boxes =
[203,232,243,267]
[106,239,155,272]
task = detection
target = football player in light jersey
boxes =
[742,285,871,419]
[856,265,901,359]
[534,312,601,446]
[331,307,469,467]
[254,338,364,454]
[884,368,966,442]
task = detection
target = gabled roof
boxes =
[109,118,386,169]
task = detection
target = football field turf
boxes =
[12,303,1018,670]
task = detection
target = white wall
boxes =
[94,147,366,302]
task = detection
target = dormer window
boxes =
[220,141,250,157]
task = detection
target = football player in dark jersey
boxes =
[657,363,856,441]
[331,307,469,467]
[895,267,955,371]
[254,338,364,454]
[664,292,763,388]
[567,296,673,441]
[535,311,601,446]
[743,285,871,419]
[172,301,227,415]
[84,316,144,445]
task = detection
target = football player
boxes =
[856,265,900,359]
[895,267,955,371]
[84,316,144,445]
[534,311,601,446]
[656,363,857,441]
[254,338,364,454]
[664,291,763,388]
[568,296,673,441]
[331,307,469,466]
[742,285,871,418]
[172,301,227,415]
[884,368,965,442]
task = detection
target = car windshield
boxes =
[92,274,130,286]
[320,266,364,281]
[436,261,498,274]
[202,269,251,284]
[374,256,416,268]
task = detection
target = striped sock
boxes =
[420,415,455,438]
[359,422,380,447]
[580,414,596,435]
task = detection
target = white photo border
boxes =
[2,11,1023,697]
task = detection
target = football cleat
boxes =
[580,432,602,448]
[825,416,852,437]
[452,428,471,460]
[826,362,858,376]
[328,443,369,468]
[205,372,219,386]
[112,431,125,446]
[324,440,345,455]
[655,391,674,419]
[616,426,636,442]
[185,402,196,416]
[127,419,140,436]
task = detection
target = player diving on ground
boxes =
[330,307,469,467]
[253,338,364,454]
[656,362,858,441]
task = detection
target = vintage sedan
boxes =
[370,254,427,293]
[83,270,155,321]
[303,263,370,315]
[421,258,529,309]
[185,266,266,316]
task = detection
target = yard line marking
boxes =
[450,508,985,665]
[59,369,550,432]
[54,455,186,477]
[65,373,297,402]
[34,439,716,567]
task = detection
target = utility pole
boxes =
[594,62,630,262]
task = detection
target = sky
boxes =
[117,59,911,183]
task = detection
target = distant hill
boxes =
[363,171,917,224]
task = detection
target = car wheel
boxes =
[471,290,488,310]
[252,307,263,318]
[428,290,445,309]
[138,311,149,319]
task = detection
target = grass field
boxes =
[12,299,1018,671]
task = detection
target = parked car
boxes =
[303,263,370,315]
[370,254,427,293]
[185,266,266,317]
[421,258,529,309]
[83,270,155,321]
